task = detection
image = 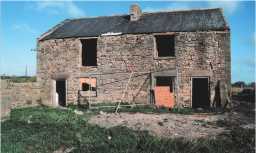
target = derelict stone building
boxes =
[37,5,230,108]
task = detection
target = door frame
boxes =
[52,79,67,107]
[151,75,176,106]
[191,76,210,108]
[150,70,177,104]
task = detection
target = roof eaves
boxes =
[38,19,71,41]
[218,8,230,31]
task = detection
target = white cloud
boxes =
[66,2,85,18]
[143,3,191,13]
[12,24,37,34]
[207,1,239,15]
[35,1,85,18]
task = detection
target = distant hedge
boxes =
[1,76,36,83]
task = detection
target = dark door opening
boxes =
[192,78,210,108]
[56,80,66,107]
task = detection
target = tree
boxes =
[232,81,246,88]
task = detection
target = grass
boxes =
[1,106,255,153]
[69,103,194,114]
[1,76,36,83]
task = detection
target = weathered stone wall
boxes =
[37,38,81,105]
[1,80,41,118]
[175,32,230,107]
[37,31,230,107]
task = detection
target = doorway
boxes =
[192,77,210,108]
[56,79,66,107]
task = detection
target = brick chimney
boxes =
[130,4,142,21]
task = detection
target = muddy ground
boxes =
[89,100,255,139]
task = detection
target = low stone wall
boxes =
[1,80,41,118]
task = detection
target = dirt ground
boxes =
[89,100,255,139]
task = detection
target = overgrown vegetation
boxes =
[69,103,195,114]
[2,106,255,153]
[1,76,36,83]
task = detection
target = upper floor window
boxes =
[155,35,175,57]
[81,39,97,66]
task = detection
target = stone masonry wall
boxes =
[1,80,41,118]
[176,32,230,107]
[37,31,230,107]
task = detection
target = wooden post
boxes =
[88,76,91,109]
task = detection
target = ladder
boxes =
[115,52,135,113]
[115,71,134,113]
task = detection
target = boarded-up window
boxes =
[155,35,175,57]
[81,39,97,66]
[79,78,97,97]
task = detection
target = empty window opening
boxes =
[155,76,174,92]
[81,39,97,66]
[155,35,175,57]
[81,82,97,91]
[56,79,66,107]
[79,78,97,97]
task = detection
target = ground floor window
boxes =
[79,77,97,97]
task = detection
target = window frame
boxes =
[79,77,97,97]
[80,37,98,67]
[153,34,176,59]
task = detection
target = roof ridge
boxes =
[143,8,222,15]
[69,14,129,21]
[66,8,222,21]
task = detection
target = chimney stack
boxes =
[130,4,142,21]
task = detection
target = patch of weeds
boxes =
[2,106,255,153]
[215,119,241,128]
[170,107,194,114]
[192,120,210,127]
[72,103,172,114]
[71,103,196,115]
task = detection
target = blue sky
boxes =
[1,1,255,83]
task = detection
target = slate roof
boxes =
[40,8,229,41]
